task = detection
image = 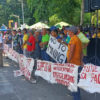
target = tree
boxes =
[27,0,83,25]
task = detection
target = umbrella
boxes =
[55,22,70,29]
[0,29,9,31]
[30,22,49,29]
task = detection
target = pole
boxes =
[21,0,24,24]
[80,0,84,26]
[18,16,20,27]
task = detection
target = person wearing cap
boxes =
[27,29,35,58]
[51,29,61,39]
[22,28,28,56]
[67,26,83,100]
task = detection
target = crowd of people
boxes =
[1,24,100,100]
[2,25,93,63]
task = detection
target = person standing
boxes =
[22,28,28,56]
[12,30,18,52]
[77,26,90,57]
[17,29,23,54]
[27,29,37,84]
[39,28,50,61]
[67,26,83,100]
[27,30,35,58]
[34,30,42,59]
[0,31,3,67]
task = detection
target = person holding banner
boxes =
[67,26,83,100]
[51,29,61,40]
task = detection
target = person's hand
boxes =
[81,61,84,67]
[21,45,23,49]
[57,39,62,43]
[39,42,43,47]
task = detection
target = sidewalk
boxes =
[0,57,99,100]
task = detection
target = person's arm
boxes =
[22,35,28,48]
[67,44,75,63]
[32,38,35,52]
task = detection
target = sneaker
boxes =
[30,78,37,84]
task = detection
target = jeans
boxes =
[23,49,27,57]
[41,50,50,61]
[72,66,83,100]
[31,59,37,79]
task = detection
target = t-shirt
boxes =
[27,35,35,52]
[63,35,71,44]
[23,34,28,49]
[77,32,90,56]
[77,32,90,44]
[67,35,82,66]
[42,34,50,43]
[66,36,71,44]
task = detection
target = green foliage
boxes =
[27,0,85,25]
[0,0,33,26]
[49,14,61,26]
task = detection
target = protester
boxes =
[27,29,35,58]
[34,30,42,59]
[5,31,12,48]
[51,29,61,39]
[92,28,100,38]
[62,27,71,46]
[17,29,23,54]
[12,30,19,52]
[39,28,50,61]
[67,26,83,100]
[22,28,28,56]
[77,26,90,57]
[0,31,3,67]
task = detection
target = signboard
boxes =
[46,36,68,64]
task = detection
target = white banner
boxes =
[78,64,100,93]
[4,44,34,80]
[35,60,52,82]
[35,60,78,92]
[19,55,34,80]
[51,63,79,92]
[46,36,68,64]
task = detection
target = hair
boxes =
[18,29,21,32]
[52,29,58,35]
[23,28,27,33]
[47,29,51,33]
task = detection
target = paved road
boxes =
[0,58,100,100]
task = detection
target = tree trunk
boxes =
[80,0,84,26]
